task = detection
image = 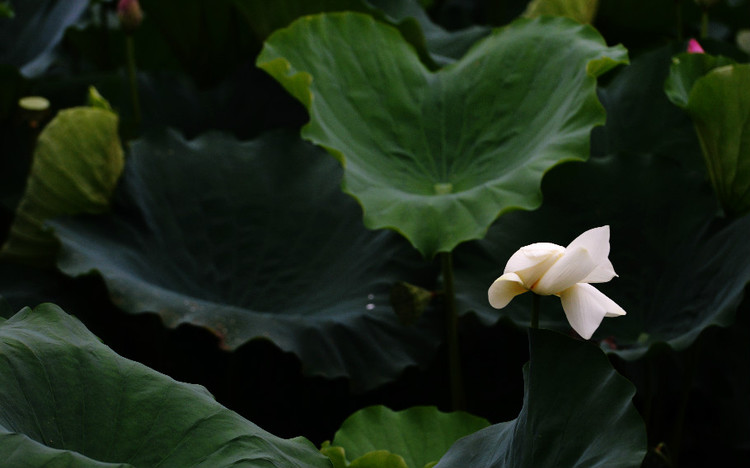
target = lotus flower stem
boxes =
[125,35,141,127]
[700,10,709,39]
[440,251,465,411]
[531,294,540,330]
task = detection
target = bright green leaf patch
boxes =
[1,105,124,266]
[49,129,441,391]
[0,303,332,467]
[435,329,646,468]
[325,406,489,468]
[258,13,627,257]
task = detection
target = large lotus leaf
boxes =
[453,151,750,360]
[672,63,750,216]
[257,13,627,258]
[49,129,442,391]
[1,106,124,266]
[0,303,332,467]
[327,406,489,468]
[434,329,646,467]
[0,0,88,77]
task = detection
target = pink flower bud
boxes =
[687,38,705,54]
[118,0,143,33]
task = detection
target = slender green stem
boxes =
[530,294,540,330]
[700,9,709,39]
[125,34,141,127]
[440,251,465,411]
[674,0,683,41]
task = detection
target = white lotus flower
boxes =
[488,226,626,339]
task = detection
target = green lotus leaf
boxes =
[523,0,599,24]
[1,105,124,267]
[328,406,489,468]
[677,63,750,216]
[257,13,627,258]
[49,129,441,391]
[435,329,646,468]
[453,152,750,360]
[0,303,332,467]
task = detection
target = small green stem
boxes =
[440,251,465,411]
[674,0,683,41]
[700,9,709,39]
[531,294,540,330]
[125,34,141,127]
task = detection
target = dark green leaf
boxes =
[435,329,646,468]
[50,129,441,391]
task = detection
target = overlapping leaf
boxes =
[0,303,332,467]
[666,53,750,216]
[258,13,627,257]
[435,329,646,468]
[50,129,441,391]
